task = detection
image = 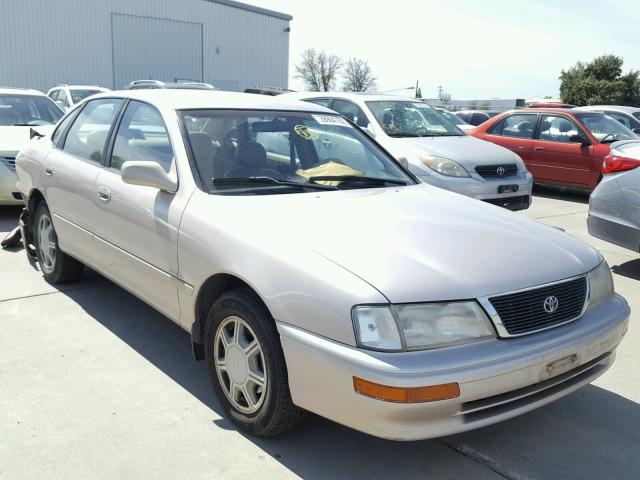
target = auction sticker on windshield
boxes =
[312,114,350,127]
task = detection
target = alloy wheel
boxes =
[37,214,56,274]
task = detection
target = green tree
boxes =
[559,55,640,106]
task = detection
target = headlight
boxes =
[352,302,495,351]
[422,156,470,177]
[588,260,614,308]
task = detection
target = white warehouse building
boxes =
[0,0,292,92]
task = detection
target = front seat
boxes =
[225,142,279,178]
[188,132,216,189]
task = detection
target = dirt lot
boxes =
[1,189,638,480]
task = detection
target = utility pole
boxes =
[415,80,422,99]
[437,85,444,100]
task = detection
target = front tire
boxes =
[205,287,306,436]
[34,202,84,284]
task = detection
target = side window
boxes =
[48,89,58,101]
[332,100,370,127]
[52,108,82,146]
[495,114,537,138]
[606,112,630,128]
[110,101,173,172]
[305,98,333,108]
[63,98,123,162]
[539,115,580,143]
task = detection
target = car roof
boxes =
[86,89,338,113]
[280,91,419,103]
[499,108,583,115]
[0,87,46,96]
[574,105,640,114]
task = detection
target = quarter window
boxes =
[110,101,173,172]
[62,98,123,162]
[490,114,537,139]
[606,112,631,129]
[305,98,333,108]
[539,115,580,143]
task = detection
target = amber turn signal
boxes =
[353,377,460,403]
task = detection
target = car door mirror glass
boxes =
[121,160,177,193]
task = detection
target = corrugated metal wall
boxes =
[0,0,290,92]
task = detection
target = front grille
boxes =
[489,276,587,335]
[475,163,517,178]
[1,156,16,173]
[484,195,530,211]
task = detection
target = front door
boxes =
[91,100,184,320]
[44,98,124,262]
[482,113,538,167]
[530,114,593,186]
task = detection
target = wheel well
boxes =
[27,189,45,213]
[191,273,268,360]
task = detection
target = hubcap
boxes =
[37,214,56,274]
[214,316,267,414]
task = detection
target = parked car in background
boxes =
[470,108,640,191]
[454,110,501,126]
[0,87,62,205]
[436,108,474,131]
[47,85,110,112]
[528,102,576,109]
[244,86,294,96]
[124,80,216,90]
[15,89,630,441]
[281,92,532,210]
[588,140,640,253]
[574,105,640,132]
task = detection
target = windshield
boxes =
[181,110,414,195]
[575,113,639,143]
[69,89,103,104]
[366,101,463,137]
[0,94,63,126]
[439,110,468,126]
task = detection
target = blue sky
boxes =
[250,0,640,100]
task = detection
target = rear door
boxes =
[482,113,538,166]
[44,98,123,261]
[530,114,593,185]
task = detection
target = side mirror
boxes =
[121,161,177,193]
[569,134,590,146]
[397,157,410,170]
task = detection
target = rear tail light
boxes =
[603,154,640,174]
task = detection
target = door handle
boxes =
[534,147,545,151]
[96,186,111,202]
[44,167,54,176]
[321,139,332,148]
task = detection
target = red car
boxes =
[470,108,639,190]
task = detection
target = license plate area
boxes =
[498,184,519,194]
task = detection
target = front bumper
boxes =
[0,161,23,206]
[419,170,533,210]
[278,294,629,441]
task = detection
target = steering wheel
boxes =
[600,133,615,142]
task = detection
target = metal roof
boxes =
[205,0,292,21]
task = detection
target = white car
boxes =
[281,92,533,210]
[0,87,62,205]
[573,105,640,133]
[47,85,110,112]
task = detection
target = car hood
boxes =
[0,125,55,155]
[382,134,518,169]
[217,185,601,303]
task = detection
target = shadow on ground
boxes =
[59,277,640,480]
[533,185,590,204]
[0,206,22,233]
[612,258,640,281]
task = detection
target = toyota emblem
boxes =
[543,296,559,313]
[496,166,506,177]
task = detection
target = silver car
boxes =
[589,140,640,252]
[281,92,533,211]
[16,90,629,441]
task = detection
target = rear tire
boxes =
[205,287,306,436]
[34,202,84,284]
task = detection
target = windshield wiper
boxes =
[386,132,423,138]
[309,175,408,187]
[211,176,337,190]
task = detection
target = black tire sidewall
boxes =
[205,289,287,435]
[34,202,60,282]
